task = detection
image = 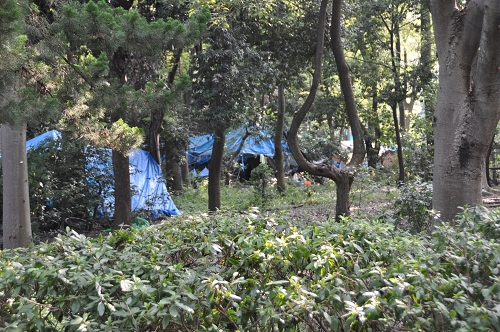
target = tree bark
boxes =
[148,110,164,165]
[274,85,286,193]
[208,127,225,211]
[181,152,190,187]
[330,0,365,167]
[392,103,405,184]
[2,122,32,249]
[430,0,500,222]
[366,89,381,168]
[112,150,132,228]
[165,147,183,192]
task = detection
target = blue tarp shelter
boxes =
[188,127,286,168]
[26,131,180,218]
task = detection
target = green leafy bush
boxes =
[250,163,276,206]
[2,208,499,331]
[393,179,433,233]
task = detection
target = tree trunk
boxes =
[208,127,225,211]
[2,122,32,249]
[112,150,132,228]
[430,0,500,222]
[274,85,286,193]
[165,147,183,192]
[148,110,164,165]
[288,0,361,221]
[366,90,381,168]
[392,103,405,184]
[336,172,353,220]
[181,153,190,187]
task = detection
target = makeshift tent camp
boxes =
[188,127,285,169]
[26,131,180,218]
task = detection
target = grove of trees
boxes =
[2,0,500,245]
[2,0,500,330]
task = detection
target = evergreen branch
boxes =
[21,66,55,99]
[61,56,95,90]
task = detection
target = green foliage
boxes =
[403,116,434,181]
[393,179,433,234]
[250,163,276,206]
[0,0,25,72]
[1,207,500,331]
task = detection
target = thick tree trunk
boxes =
[336,172,353,220]
[112,150,132,228]
[274,85,286,193]
[208,128,225,211]
[431,0,500,222]
[2,122,32,249]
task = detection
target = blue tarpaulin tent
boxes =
[26,131,180,218]
[188,127,286,168]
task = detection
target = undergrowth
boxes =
[1,207,499,331]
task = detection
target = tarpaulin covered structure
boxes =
[26,131,180,218]
[188,127,285,168]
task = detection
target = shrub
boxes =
[393,178,433,233]
[1,207,499,331]
[250,163,275,206]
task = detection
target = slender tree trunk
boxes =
[112,150,132,228]
[330,0,365,167]
[366,89,381,168]
[208,127,225,211]
[147,51,182,165]
[274,85,286,193]
[2,122,32,248]
[181,153,190,187]
[336,172,353,220]
[391,103,405,183]
[148,110,164,165]
[288,0,358,221]
[165,147,183,192]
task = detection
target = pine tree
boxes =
[0,0,57,248]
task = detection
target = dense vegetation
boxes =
[2,0,500,330]
[1,210,499,331]
[1,178,500,331]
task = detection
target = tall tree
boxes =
[430,0,500,222]
[288,0,365,221]
[1,0,57,248]
[191,22,265,211]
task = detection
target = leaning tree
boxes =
[430,0,500,222]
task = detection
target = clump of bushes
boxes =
[1,207,499,331]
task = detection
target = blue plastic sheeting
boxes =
[188,127,286,166]
[129,149,180,217]
[26,131,180,218]
[26,130,62,151]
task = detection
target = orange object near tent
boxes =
[304,180,311,186]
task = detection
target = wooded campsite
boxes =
[1,0,500,330]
